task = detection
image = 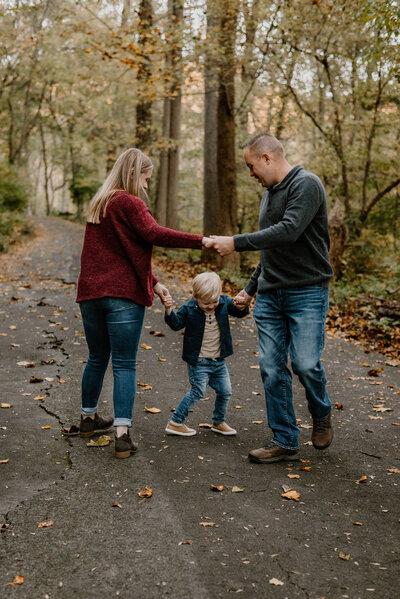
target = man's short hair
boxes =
[192,272,222,302]
[243,133,285,158]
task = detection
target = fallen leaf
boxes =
[9,325,17,330]
[198,455,204,460]
[138,383,152,390]
[38,520,53,528]
[86,435,113,447]
[353,521,364,526]
[388,468,400,474]
[250,365,260,369]
[368,368,382,377]
[144,406,161,414]
[150,331,165,337]
[299,424,313,429]
[232,486,244,493]
[199,521,216,527]
[178,540,193,545]
[112,503,123,509]
[58,378,66,384]
[11,575,24,585]
[41,424,51,429]
[372,406,392,412]
[339,552,350,560]
[288,474,300,479]
[252,420,263,424]
[281,490,300,501]
[1,403,12,408]
[17,361,35,367]
[301,466,312,471]
[45,377,55,382]
[34,394,47,401]
[21,393,32,396]
[1,523,10,531]
[158,357,166,362]
[269,578,284,586]
[234,405,244,409]
[138,485,153,498]
[198,422,212,428]
[356,475,367,484]
[210,485,224,492]
[0,459,9,464]
[30,376,43,383]
[334,402,343,410]
[141,344,152,350]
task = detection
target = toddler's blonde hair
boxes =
[192,272,222,303]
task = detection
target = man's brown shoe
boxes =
[248,442,300,463]
[312,413,333,449]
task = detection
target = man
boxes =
[209,133,333,463]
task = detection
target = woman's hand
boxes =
[153,282,170,306]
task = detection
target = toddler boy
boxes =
[164,272,249,436]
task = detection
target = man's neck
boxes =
[274,161,293,185]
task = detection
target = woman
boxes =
[76,148,208,458]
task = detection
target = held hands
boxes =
[233,289,252,309]
[153,282,173,314]
[202,236,235,256]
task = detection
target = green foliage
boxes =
[0,164,28,212]
[0,211,31,253]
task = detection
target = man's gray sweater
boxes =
[233,165,333,295]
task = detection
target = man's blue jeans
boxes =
[253,286,331,450]
[172,358,232,425]
[80,297,145,427]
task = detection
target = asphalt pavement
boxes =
[0,216,399,599]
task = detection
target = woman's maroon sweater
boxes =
[76,191,203,306]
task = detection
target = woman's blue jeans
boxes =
[172,358,232,425]
[79,297,145,427]
[253,286,331,450]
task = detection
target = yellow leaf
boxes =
[38,520,53,528]
[158,357,166,362]
[144,406,161,413]
[41,424,51,429]
[1,403,12,408]
[288,474,300,479]
[141,344,152,350]
[34,394,47,401]
[388,468,400,474]
[0,459,9,464]
[281,490,300,501]
[250,365,259,369]
[138,485,153,498]
[339,552,350,560]
[356,475,367,484]
[199,521,215,527]
[269,578,284,586]
[86,435,113,447]
[252,420,263,424]
[232,486,244,493]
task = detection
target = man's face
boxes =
[244,148,274,188]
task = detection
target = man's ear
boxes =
[262,153,271,165]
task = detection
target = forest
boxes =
[0,0,399,302]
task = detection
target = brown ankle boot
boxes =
[312,413,333,449]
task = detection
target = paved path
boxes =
[0,217,399,598]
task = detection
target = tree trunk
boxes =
[202,0,219,261]
[215,1,240,269]
[328,202,347,279]
[135,0,154,152]
[155,96,171,224]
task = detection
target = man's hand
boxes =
[209,235,235,256]
[233,289,252,308]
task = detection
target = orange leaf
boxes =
[356,475,367,484]
[252,420,263,424]
[144,406,161,413]
[112,503,123,509]
[11,575,24,585]
[301,466,312,471]
[138,485,153,498]
[38,520,53,528]
[353,521,364,526]
[281,490,300,501]
[210,484,224,492]
[141,344,152,350]
[0,459,9,464]
[199,521,216,527]
[41,424,51,429]
[34,394,47,401]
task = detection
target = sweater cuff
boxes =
[152,275,159,287]
[233,234,249,252]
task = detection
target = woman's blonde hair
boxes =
[192,272,222,302]
[87,148,153,224]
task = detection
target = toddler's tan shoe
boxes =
[211,422,237,436]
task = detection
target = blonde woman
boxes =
[76,148,209,458]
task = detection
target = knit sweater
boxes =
[233,166,333,294]
[76,191,203,306]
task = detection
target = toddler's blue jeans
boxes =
[172,358,232,425]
